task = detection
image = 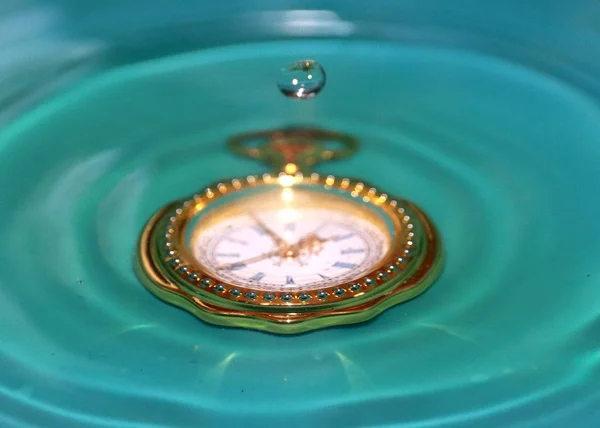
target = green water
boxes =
[1,40,599,427]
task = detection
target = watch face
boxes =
[190,188,392,291]
[137,172,441,333]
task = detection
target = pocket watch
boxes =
[136,127,443,334]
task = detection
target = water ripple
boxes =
[0,40,599,426]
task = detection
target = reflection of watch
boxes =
[136,127,443,334]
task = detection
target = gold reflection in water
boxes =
[116,323,157,335]
[93,323,158,347]
[199,352,237,392]
[416,321,474,343]
[335,351,374,392]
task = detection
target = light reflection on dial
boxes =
[192,207,389,291]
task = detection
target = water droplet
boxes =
[278,59,326,99]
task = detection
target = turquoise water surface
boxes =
[1,38,600,427]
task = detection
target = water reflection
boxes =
[199,352,237,393]
[334,351,374,392]
[0,2,104,123]
[250,10,354,37]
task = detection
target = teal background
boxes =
[1,1,600,427]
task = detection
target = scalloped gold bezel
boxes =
[136,172,443,333]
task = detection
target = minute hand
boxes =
[217,249,280,270]
[293,233,342,247]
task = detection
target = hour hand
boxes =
[249,212,289,249]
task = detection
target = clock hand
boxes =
[219,234,313,270]
[286,232,349,266]
[216,249,280,270]
[248,212,290,249]
[291,221,344,247]
[318,234,342,243]
[287,233,327,261]
[218,231,349,270]
[292,232,340,248]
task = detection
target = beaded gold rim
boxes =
[137,172,441,315]
[136,126,443,333]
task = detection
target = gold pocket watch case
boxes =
[136,127,443,334]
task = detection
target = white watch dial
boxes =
[192,206,389,291]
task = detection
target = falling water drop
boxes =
[278,60,326,99]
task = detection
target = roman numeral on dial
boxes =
[251,272,265,281]
[333,261,357,269]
